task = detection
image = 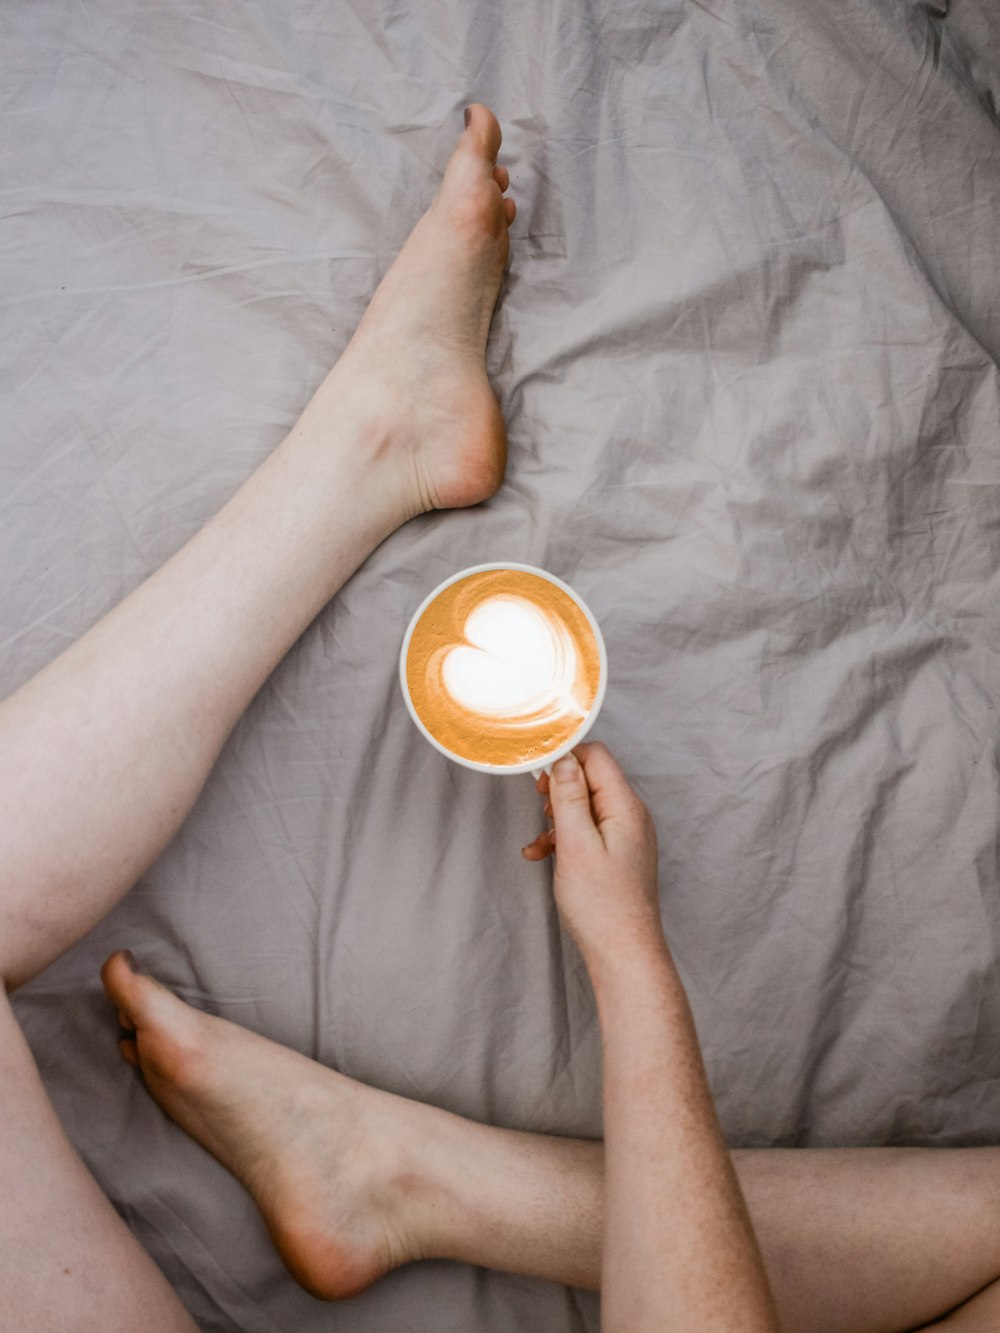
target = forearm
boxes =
[592,943,778,1333]
[0,378,402,989]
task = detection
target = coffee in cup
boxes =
[400,562,606,776]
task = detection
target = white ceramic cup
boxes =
[399,561,608,780]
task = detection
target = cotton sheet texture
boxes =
[4,0,1000,1328]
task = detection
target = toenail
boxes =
[122,949,141,973]
[464,107,471,128]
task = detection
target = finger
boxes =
[548,751,600,852]
[118,1007,135,1032]
[535,771,551,796]
[521,828,555,860]
[573,741,644,829]
[544,800,552,818]
[119,1037,139,1067]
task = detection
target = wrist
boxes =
[582,932,683,1009]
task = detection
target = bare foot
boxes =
[101,950,435,1301]
[299,103,516,517]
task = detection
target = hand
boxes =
[521,741,667,970]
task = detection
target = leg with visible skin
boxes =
[0,104,514,994]
[103,951,1000,1333]
[0,992,198,1332]
[0,105,515,1329]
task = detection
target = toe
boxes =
[463,103,502,163]
[503,196,516,225]
[101,950,198,1038]
[101,949,147,1019]
[493,164,509,191]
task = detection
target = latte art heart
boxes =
[441,595,585,726]
[404,567,602,768]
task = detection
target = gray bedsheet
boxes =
[4,0,1000,1328]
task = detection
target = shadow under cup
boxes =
[399,562,608,779]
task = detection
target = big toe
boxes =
[101,950,199,1044]
[446,103,502,184]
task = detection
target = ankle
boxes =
[285,359,429,525]
[373,1101,473,1268]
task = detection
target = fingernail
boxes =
[121,949,140,973]
[464,106,471,127]
[554,754,579,785]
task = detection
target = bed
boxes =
[4,0,1000,1328]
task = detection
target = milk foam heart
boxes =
[404,567,603,769]
[441,595,581,723]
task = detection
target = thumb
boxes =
[548,751,599,852]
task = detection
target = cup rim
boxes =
[398,561,608,776]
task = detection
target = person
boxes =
[1,103,999,1333]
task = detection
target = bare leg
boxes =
[0,105,515,1328]
[104,953,1000,1333]
[0,995,198,1331]
[0,104,513,993]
